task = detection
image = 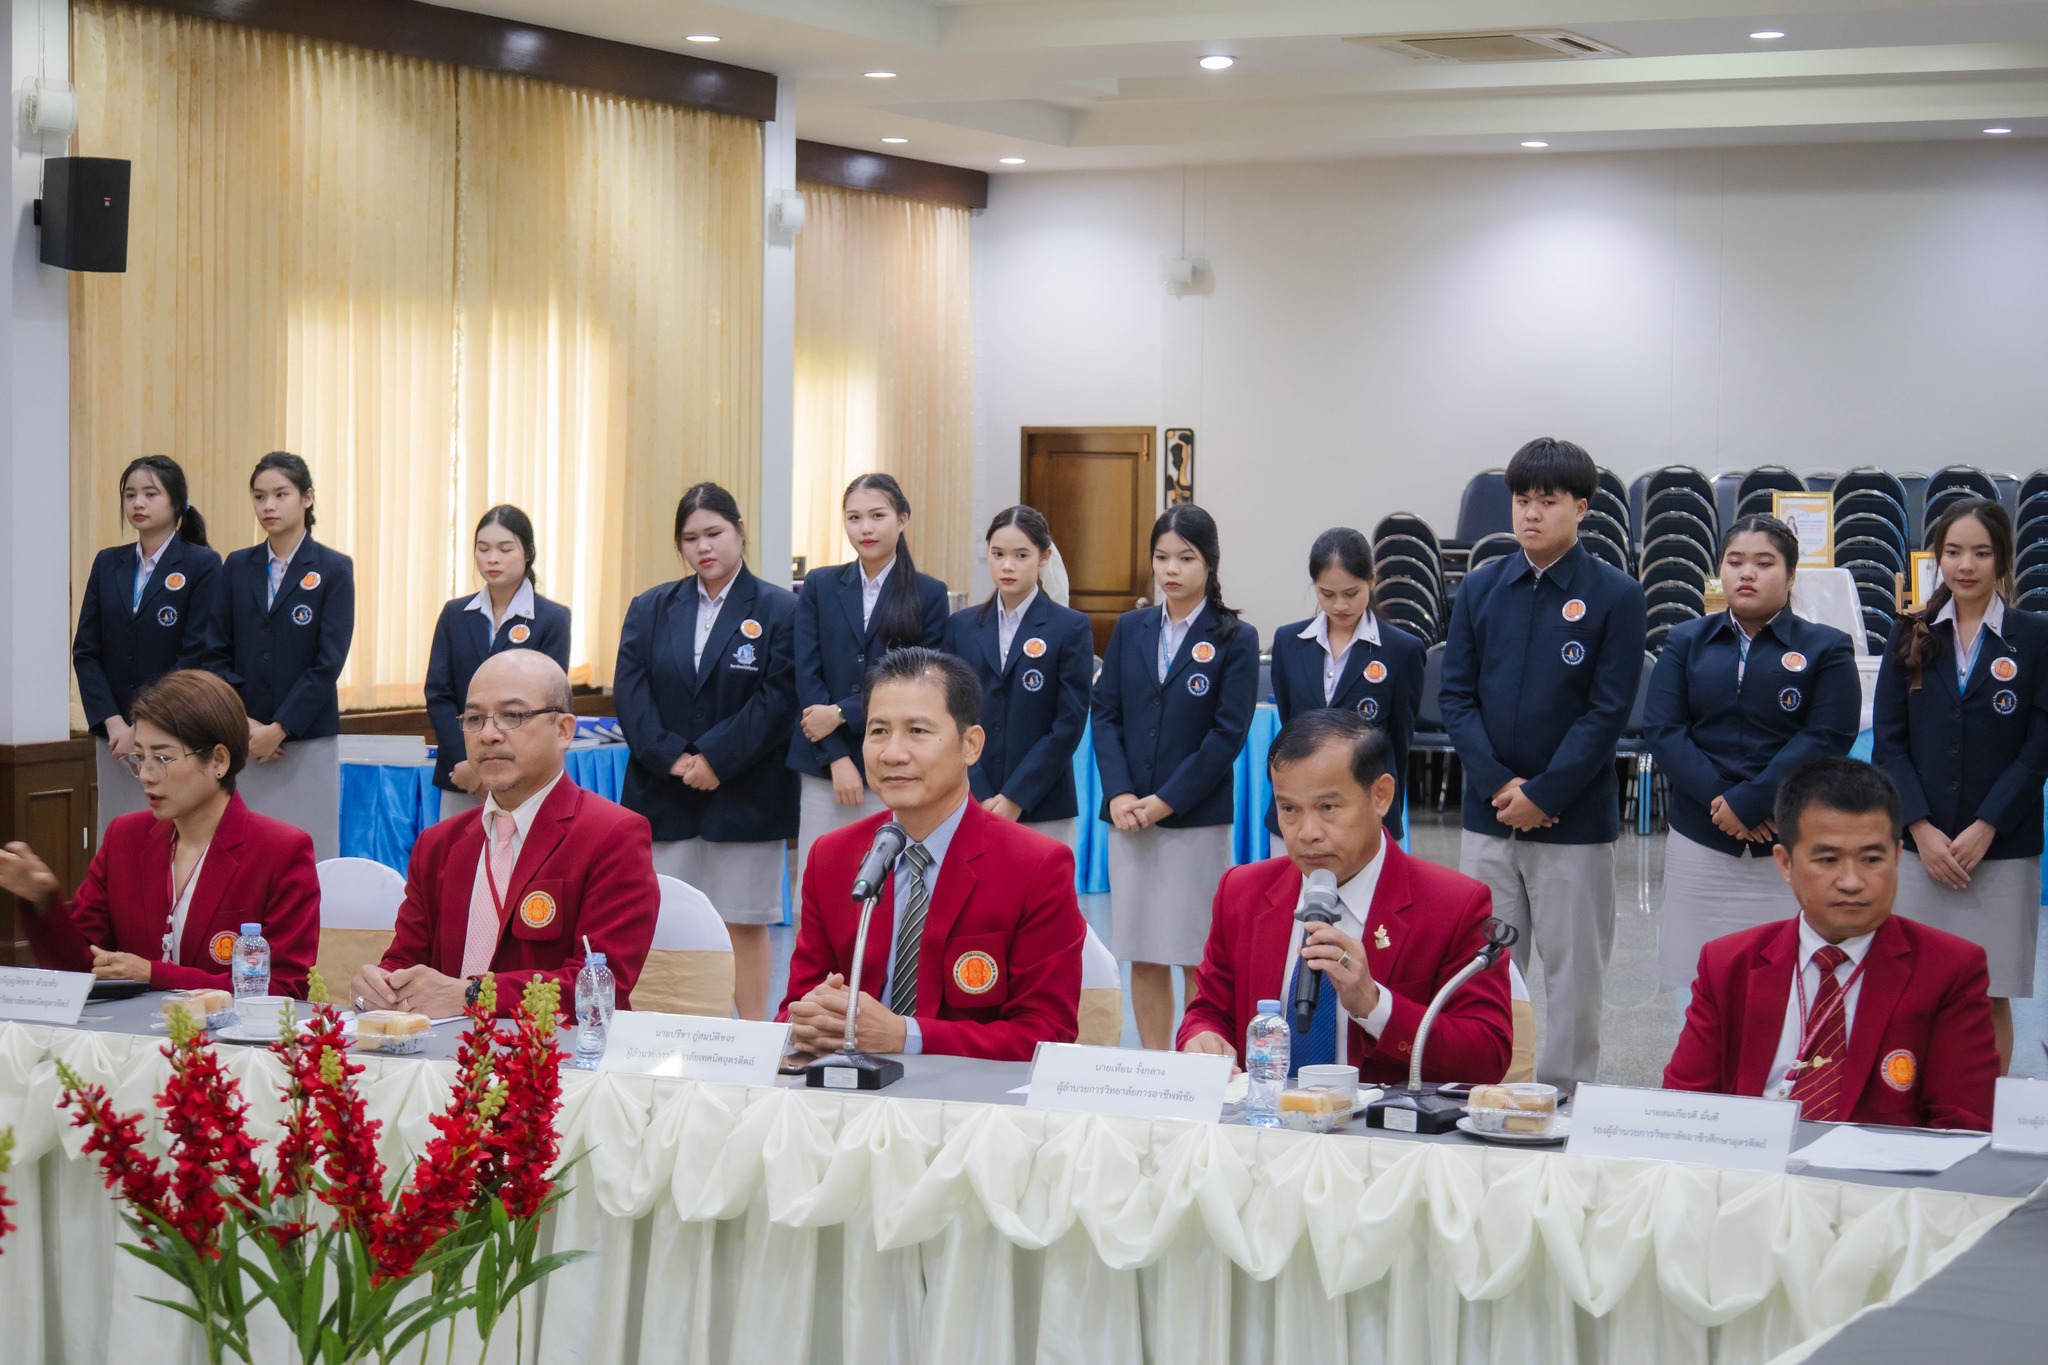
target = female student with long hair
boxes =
[74,455,222,831]
[425,505,571,818]
[196,451,355,860]
[1093,504,1259,1048]
[940,505,1093,845]
[1875,497,2048,1069]
[1647,515,1860,985]
[787,473,949,884]
[616,483,800,1019]
[1266,527,1425,843]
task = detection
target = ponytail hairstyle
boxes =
[674,481,747,549]
[250,451,316,533]
[476,504,539,586]
[120,454,208,548]
[976,504,1054,625]
[1307,526,1376,615]
[1150,503,1237,628]
[1893,496,2014,687]
[844,473,927,648]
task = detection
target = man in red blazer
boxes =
[1663,758,1998,1129]
[779,648,1085,1062]
[1178,710,1513,1085]
[352,652,657,1018]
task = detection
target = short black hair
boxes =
[861,647,982,735]
[1505,437,1597,503]
[1267,709,1391,791]
[1774,758,1903,848]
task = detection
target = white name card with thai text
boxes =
[0,967,93,1026]
[1026,1043,1231,1123]
[1566,1084,1799,1173]
[599,1012,790,1086]
[1992,1076,2048,1153]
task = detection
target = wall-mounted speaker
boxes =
[38,157,131,273]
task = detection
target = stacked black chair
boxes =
[1804,469,1841,493]
[1592,467,1634,555]
[1409,642,1456,811]
[1465,531,1519,573]
[1711,470,1745,532]
[1613,652,1665,831]
[1834,466,1912,541]
[1734,465,1805,521]
[1455,470,1512,543]
[2017,493,2048,609]
[1371,513,1447,644]
[1925,469,1999,537]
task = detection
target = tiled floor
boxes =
[763,811,2048,1083]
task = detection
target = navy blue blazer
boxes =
[1440,540,1647,844]
[196,537,356,740]
[940,592,1093,823]
[1873,605,2048,860]
[616,566,802,843]
[423,590,572,790]
[1091,605,1260,829]
[73,537,223,734]
[786,558,950,779]
[1266,614,1426,842]
[1646,611,1860,856]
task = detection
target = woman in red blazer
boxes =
[0,670,320,997]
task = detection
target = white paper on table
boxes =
[1991,1076,2048,1153]
[1791,1124,1989,1174]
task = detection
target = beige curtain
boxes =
[70,0,761,711]
[793,183,973,591]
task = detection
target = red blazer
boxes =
[380,776,658,1014]
[1662,914,1997,1130]
[23,793,320,997]
[1175,843,1514,1086]
[777,801,1086,1061]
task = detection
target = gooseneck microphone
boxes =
[850,822,909,903]
[1292,868,1341,1033]
[1405,916,1519,1093]
[806,820,915,1090]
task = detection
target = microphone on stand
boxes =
[807,822,912,1091]
[1292,869,1341,1033]
[1364,917,1519,1133]
[850,822,908,903]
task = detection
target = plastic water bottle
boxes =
[232,923,271,1000]
[1245,998,1290,1129]
[573,953,615,1069]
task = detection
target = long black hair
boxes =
[1894,496,2014,686]
[250,451,316,533]
[976,504,1053,625]
[844,473,927,648]
[1150,503,1237,627]
[121,454,208,548]
[476,504,538,585]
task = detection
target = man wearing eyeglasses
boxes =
[351,651,658,1018]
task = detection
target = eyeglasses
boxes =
[120,749,199,778]
[458,707,567,734]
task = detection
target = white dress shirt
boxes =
[1158,600,1206,683]
[134,537,169,611]
[1763,915,1877,1100]
[1275,841,1396,1065]
[267,532,307,608]
[880,795,971,1055]
[463,578,538,647]
[1297,611,1384,704]
[860,556,896,629]
[997,587,1039,668]
[1936,593,2006,689]
[693,577,732,667]
[471,770,566,911]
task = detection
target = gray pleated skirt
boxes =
[795,772,885,903]
[1027,816,1079,852]
[235,735,341,862]
[1656,830,1797,988]
[1107,823,1232,966]
[1893,851,2040,997]
[653,838,788,926]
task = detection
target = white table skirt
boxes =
[0,1020,2022,1365]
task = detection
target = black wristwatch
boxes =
[464,975,483,1008]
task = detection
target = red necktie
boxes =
[1788,945,1851,1121]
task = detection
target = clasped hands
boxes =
[787,972,908,1055]
[1108,793,1173,832]
[1913,818,1996,890]
[668,751,722,790]
[1491,777,1555,832]
[348,962,471,1019]
[1709,794,1776,844]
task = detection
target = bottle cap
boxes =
[240,923,262,936]
[587,953,608,969]
[1257,999,1281,1016]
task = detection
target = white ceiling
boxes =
[431,1,2048,171]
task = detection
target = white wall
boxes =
[972,141,2048,638]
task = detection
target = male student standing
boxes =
[1439,438,1647,1091]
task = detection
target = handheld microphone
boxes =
[850,822,909,903]
[1292,868,1341,1033]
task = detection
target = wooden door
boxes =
[1021,427,1155,654]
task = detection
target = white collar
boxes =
[267,532,308,569]
[698,574,735,606]
[137,539,169,571]
[1296,610,1382,656]
[482,770,566,844]
[999,586,1038,625]
[861,556,896,591]
[1935,593,2006,638]
[465,579,537,622]
[1161,599,1206,633]
[1796,912,1878,969]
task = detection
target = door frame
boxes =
[1019,426,1160,648]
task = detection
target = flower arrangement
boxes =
[56,972,584,1365]
[0,1126,17,1256]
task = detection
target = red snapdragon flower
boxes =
[0,1127,18,1255]
[487,980,564,1220]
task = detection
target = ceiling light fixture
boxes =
[1985,126,2014,135]
[865,71,897,79]
[881,136,908,144]
[1199,55,1235,70]
[1522,140,1550,148]
[1750,31,1786,41]
[685,35,720,43]
[999,157,1026,164]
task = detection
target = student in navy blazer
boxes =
[616,483,799,1019]
[1267,528,1426,843]
[941,506,1094,840]
[425,505,571,813]
[1646,516,1860,987]
[74,457,223,831]
[1874,497,2048,1067]
[1092,503,1260,1050]
[788,473,949,885]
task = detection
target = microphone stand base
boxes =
[1364,1085,1465,1134]
[804,1050,904,1091]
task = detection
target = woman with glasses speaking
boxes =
[0,670,321,996]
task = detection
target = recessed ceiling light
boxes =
[865,71,897,79]
[1750,30,1786,40]
[881,136,908,144]
[1985,126,2014,135]
[684,35,720,43]
[999,157,1026,165]
[1199,55,1235,70]
[1521,140,1550,149]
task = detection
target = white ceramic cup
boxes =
[234,994,290,1034]
[1297,1063,1361,1107]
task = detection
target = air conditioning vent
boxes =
[1350,31,1627,64]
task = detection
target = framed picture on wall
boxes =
[1772,491,1835,569]
[1164,428,1194,504]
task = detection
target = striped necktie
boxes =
[887,843,933,1017]
[1788,945,1851,1121]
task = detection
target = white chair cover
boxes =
[654,874,733,952]
[1080,923,1119,989]
[314,857,406,931]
